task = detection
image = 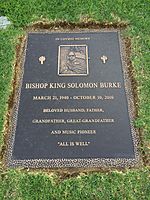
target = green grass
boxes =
[0,169,150,200]
[0,0,150,199]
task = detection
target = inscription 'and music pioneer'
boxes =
[7,31,139,168]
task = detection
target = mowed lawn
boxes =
[0,0,150,199]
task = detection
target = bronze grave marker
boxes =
[7,31,139,168]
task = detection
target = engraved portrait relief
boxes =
[58,45,88,76]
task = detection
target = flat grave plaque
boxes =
[7,31,139,168]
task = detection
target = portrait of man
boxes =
[58,45,88,76]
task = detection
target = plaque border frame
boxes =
[5,30,140,168]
